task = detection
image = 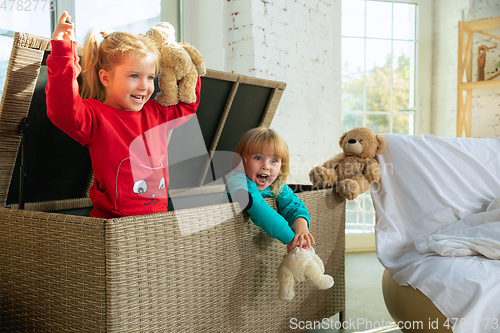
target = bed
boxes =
[373,133,500,333]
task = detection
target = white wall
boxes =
[223,0,342,184]
[433,0,500,137]
[182,0,227,71]
[415,0,434,135]
[179,0,341,184]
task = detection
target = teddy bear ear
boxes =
[339,132,347,148]
[375,135,387,155]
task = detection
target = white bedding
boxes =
[373,134,500,333]
[414,195,500,259]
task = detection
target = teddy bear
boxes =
[277,247,334,301]
[309,127,386,201]
[146,22,206,106]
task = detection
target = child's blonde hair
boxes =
[80,30,160,102]
[233,127,290,196]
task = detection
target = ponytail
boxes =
[81,29,105,102]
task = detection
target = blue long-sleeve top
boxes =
[226,172,311,244]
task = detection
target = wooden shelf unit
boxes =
[457,17,500,137]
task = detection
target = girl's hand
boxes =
[52,11,74,41]
[287,217,315,253]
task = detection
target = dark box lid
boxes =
[0,33,286,209]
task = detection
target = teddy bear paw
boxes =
[314,275,335,290]
[278,287,295,302]
[338,179,362,200]
[178,90,197,105]
[155,92,178,107]
[309,167,335,188]
[196,64,206,76]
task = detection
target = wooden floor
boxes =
[307,252,403,333]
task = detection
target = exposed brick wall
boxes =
[433,0,500,137]
[226,0,341,184]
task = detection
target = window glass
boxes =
[0,0,162,95]
[341,0,417,135]
[0,2,51,37]
[393,3,416,40]
[74,0,161,43]
[393,40,415,112]
[342,37,364,113]
[365,39,392,112]
[366,1,392,39]
[0,3,50,95]
[341,0,365,37]
[365,38,391,71]
[341,0,418,235]
[341,113,363,133]
[366,113,390,133]
[393,113,413,134]
[0,36,13,95]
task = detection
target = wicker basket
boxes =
[0,33,345,332]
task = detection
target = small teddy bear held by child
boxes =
[277,247,334,301]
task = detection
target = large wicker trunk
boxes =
[0,33,345,332]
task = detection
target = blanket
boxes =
[415,195,500,259]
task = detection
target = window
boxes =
[0,36,13,94]
[0,4,51,95]
[0,0,162,96]
[342,0,418,235]
[72,0,161,44]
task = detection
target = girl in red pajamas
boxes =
[47,12,201,218]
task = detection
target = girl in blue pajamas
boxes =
[227,127,315,253]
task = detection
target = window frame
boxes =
[340,0,432,251]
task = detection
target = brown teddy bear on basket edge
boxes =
[309,127,386,201]
[146,22,206,106]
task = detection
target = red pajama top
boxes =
[46,40,201,218]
